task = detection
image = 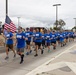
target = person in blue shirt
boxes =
[59,31,64,47]
[25,28,32,55]
[56,31,60,44]
[45,30,51,52]
[15,27,27,64]
[34,29,43,57]
[4,28,16,60]
[68,31,74,42]
[42,31,45,50]
[70,31,74,41]
[63,31,67,46]
[32,29,36,49]
[65,31,69,43]
[51,31,57,50]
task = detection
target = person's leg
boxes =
[17,48,24,64]
[48,43,51,53]
[34,43,38,57]
[53,43,56,50]
[26,44,30,55]
[5,45,9,60]
[10,45,16,57]
[39,43,44,54]
[29,42,32,53]
[11,48,16,57]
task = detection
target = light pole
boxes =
[6,0,8,16]
[53,4,61,28]
[73,18,76,27]
[73,18,76,32]
[17,17,20,28]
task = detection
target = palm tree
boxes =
[54,20,59,28]
[58,19,66,29]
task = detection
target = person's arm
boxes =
[9,33,14,39]
[23,33,28,40]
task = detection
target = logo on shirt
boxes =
[17,35,22,38]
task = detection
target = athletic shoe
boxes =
[14,54,16,58]
[26,52,29,55]
[34,49,36,51]
[41,50,44,54]
[48,50,50,53]
[53,47,56,50]
[5,56,9,60]
[30,50,32,53]
[34,54,38,57]
[20,60,24,64]
[20,55,24,64]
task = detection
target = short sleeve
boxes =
[10,32,13,37]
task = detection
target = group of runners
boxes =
[2,26,75,64]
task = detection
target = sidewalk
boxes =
[0,41,76,75]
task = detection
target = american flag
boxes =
[4,15,16,33]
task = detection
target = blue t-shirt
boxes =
[25,31,32,41]
[45,33,51,43]
[51,33,57,41]
[65,32,69,37]
[56,32,60,38]
[35,32,42,42]
[42,34,45,40]
[59,33,64,41]
[6,32,13,44]
[63,32,66,38]
[16,32,26,48]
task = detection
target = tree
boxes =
[54,20,59,28]
[50,27,53,31]
[58,19,66,29]
[54,19,66,30]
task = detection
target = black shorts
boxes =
[66,37,68,39]
[51,41,56,44]
[57,37,60,41]
[70,36,73,38]
[26,41,30,45]
[42,40,45,46]
[6,44,13,49]
[35,42,42,47]
[46,42,50,46]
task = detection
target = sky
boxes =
[0,0,76,29]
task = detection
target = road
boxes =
[0,41,76,75]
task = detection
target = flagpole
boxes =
[6,0,8,16]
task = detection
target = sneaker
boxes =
[14,54,16,58]
[34,49,36,51]
[5,56,9,60]
[26,52,29,55]
[41,50,44,54]
[61,45,63,47]
[48,50,51,53]
[34,54,38,57]
[53,47,56,50]
[20,60,24,64]
[30,50,32,53]
[63,44,65,46]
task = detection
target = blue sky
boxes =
[0,0,76,29]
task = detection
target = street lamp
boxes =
[17,17,20,28]
[6,0,8,16]
[73,18,76,32]
[53,4,61,28]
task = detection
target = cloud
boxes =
[0,0,76,29]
